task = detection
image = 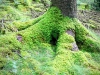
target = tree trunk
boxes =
[51,0,77,18]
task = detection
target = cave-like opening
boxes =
[50,30,59,52]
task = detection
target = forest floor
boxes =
[77,10,100,35]
[0,1,100,75]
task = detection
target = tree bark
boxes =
[51,0,77,18]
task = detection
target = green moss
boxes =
[78,3,90,10]
[0,47,12,57]
[0,11,7,19]
[11,15,44,31]
[20,7,75,44]
[0,70,14,75]
[17,5,27,11]
[51,50,90,75]
[0,55,6,69]
[0,7,100,75]
[75,20,100,52]
[89,69,100,75]
[0,34,21,48]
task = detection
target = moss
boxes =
[51,50,90,75]
[0,70,14,75]
[0,56,6,69]
[0,47,12,57]
[24,7,75,44]
[10,15,44,31]
[0,11,7,19]
[50,49,100,75]
[78,3,90,10]
[91,53,100,63]
[17,5,27,11]
[0,7,100,75]
[90,69,100,75]
[0,34,21,48]
[75,20,100,52]
[0,44,19,70]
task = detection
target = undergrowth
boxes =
[0,7,100,75]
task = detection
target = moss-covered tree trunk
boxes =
[51,0,78,51]
[50,0,100,52]
[51,0,77,18]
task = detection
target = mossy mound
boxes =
[0,0,46,35]
[0,7,100,75]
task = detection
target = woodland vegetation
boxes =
[0,0,100,75]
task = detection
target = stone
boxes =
[72,42,79,51]
[66,30,79,51]
[16,34,22,42]
[66,30,75,37]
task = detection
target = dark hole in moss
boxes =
[8,53,11,55]
[50,30,59,46]
[0,66,4,70]
[50,36,57,45]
